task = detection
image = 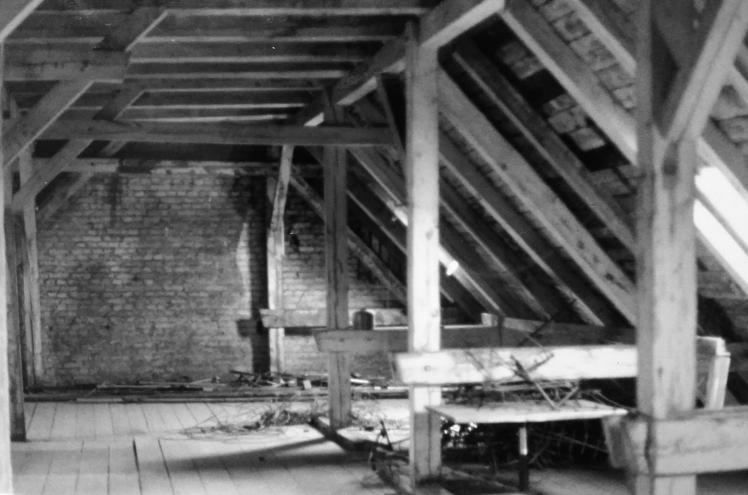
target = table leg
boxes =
[518,424,529,491]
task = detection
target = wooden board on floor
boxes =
[134,437,176,495]
[108,440,140,495]
[75,441,109,495]
[429,400,628,424]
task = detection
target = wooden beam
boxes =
[94,7,166,52]
[324,109,351,429]
[122,41,377,64]
[12,85,145,210]
[633,1,709,492]
[43,118,391,147]
[394,345,638,385]
[266,146,293,374]
[289,170,407,304]
[419,0,504,50]
[316,327,504,353]
[34,1,437,16]
[451,41,635,252]
[605,407,748,476]
[4,49,129,81]
[4,163,25,442]
[0,0,44,41]
[125,63,350,81]
[405,24,441,483]
[439,71,636,323]
[296,0,506,125]
[37,173,93,223]
[514,0,748,300]
[0,43,13,495]
[656,0,748,138]
[439,133,620,326]
[501,0,637,162]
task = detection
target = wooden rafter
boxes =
[43,118,391,147]
[295,0,507,125]
[439,71,636,323]
[0,0,44,40]
[451,41,635,252]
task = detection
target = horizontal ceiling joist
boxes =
[296,0,507,125]
[125,62,351,81]
[4,50,129,81]
[7,41,380,64]
[12,14,404,43]
[43,117,392,147]
[64,107,292,123]
[34,0,438,16]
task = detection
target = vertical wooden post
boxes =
[324,124,350,429]
[405,24,442,483]
[4,163,25,441]
[0,41,14,493]
[267,145,293,374]
[18,150,41,384]
[636,1,699,493]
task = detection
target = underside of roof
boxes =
[3,0,748,341]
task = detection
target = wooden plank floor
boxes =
[12,401,394,495]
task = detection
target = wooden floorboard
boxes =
[93,403,115,438]
[134,437,175,495]
[75,441,109,495]
[108,440,140,495]
[28,402,56,440]
[75,403,96,439]
[110,403,132,437]
[41,441,83,495]
[24,402,37,432]
[160,439,207,495]
[51,403,77,440]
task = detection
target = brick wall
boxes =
[280,190,398,376]
[37,171,398,385]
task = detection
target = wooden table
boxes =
[428,400,628,492]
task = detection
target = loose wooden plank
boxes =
[405,24,442,483]
[430,400,627,424]
[316,327,504,353]
[395,345,638,385]
[43,117,391,147]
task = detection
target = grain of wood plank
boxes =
[42,441,83,495]
[190,441,241,495]
[110,403,132,437]
[27,402,56,440]
[185,402,215,426]
[220,441,306,494]
[75,441,109,495]
[75,402,96,439]
[24,402,37,432]
[140,403,170,433]
[12,444,54,495]
[172,402,199,431]
[124,403,149,435]
[108,441,140,495]
[160,439,207,495]
[51,403,77,440]
[156,403,185,432]
[93,403,114,438]
[134,437,175,495]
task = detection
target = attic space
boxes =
[2,1,748,495]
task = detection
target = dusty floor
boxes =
[12,399,748,494]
